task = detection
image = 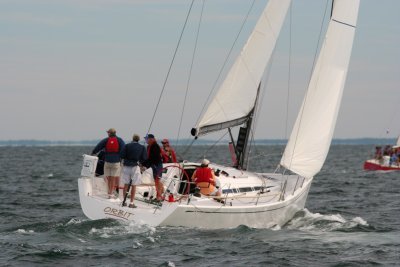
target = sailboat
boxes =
[363,136,400,171]
[78,0,360,228]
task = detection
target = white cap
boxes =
[201,159,210,166]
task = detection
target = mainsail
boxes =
[194,0,291,136]
[280,0,360,178]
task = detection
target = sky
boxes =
[0,0,399,142]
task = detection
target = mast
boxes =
[236,83,261,170]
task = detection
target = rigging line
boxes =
[246,126,256,170]
[176,0,206,147]
[247,81,268,169]
[243,80,263,170]
[196,131,228,162]
[248,152,282,161]
[248,44,276,167]
[246,101,260,169]
[146,0,195,136]
[284,2,292,145]
[180,137,197,159]
[278,1,293,164]
[283,0,330,172]
[194,0,257,126]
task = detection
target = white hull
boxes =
[78,162,312,229]
[160,180,311,229]
[78,178,179,227]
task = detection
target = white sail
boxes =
[280,0,360,178]
[396,136,400,147]
[195,0,291,136]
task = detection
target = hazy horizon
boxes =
[0,137,397,147]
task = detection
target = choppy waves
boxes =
[285,209,372,232]
[1,145,400,266]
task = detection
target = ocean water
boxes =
[0,145,399,266]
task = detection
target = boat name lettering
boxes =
[103,207,133,219]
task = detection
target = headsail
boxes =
[280,0,360,178]
[194,0,292,136]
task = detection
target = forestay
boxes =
[195,0,291,136]
[280,0,360,178]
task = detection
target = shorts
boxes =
[104,162,121,177]
[151,163,163,179]
[209,187,219,196]
[122,166,142,185]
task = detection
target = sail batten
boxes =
[195,116,249,136]
[332,19,356,28]
[280,0,360,178]
[195,0,292,137]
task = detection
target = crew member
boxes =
[191,159,222,199]
[121,134,147,208]
[161,138,177,163]
[144,134,164,202]
[92,128,125,199]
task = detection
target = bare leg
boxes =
[159,181,164,198]
[130,185,136,203]
[154,178,161,199]
[107,176,113,195]
[115,176,120,194]
[155,178,164,200]
[112,176,117,196]
[109,176,113,195]
[123,184,129,198]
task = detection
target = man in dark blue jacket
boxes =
[144,134,164,201]
[120,134,147,208]
[92,128,125,199]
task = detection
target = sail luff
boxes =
[280,0,360,178]
[195,0,292,137]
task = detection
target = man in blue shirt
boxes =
[120,134,147,208]
[92,128,125,199]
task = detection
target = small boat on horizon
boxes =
[363,137,400,171]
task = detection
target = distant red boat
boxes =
[363,158,400,171]
[364,141,400,171]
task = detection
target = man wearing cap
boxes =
[144,134,164,201]
[92,128,125,199]
[161,138,177,163]
[120,134,147,208]
[191,159,222,200]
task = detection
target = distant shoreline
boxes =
[0,138,396,146]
